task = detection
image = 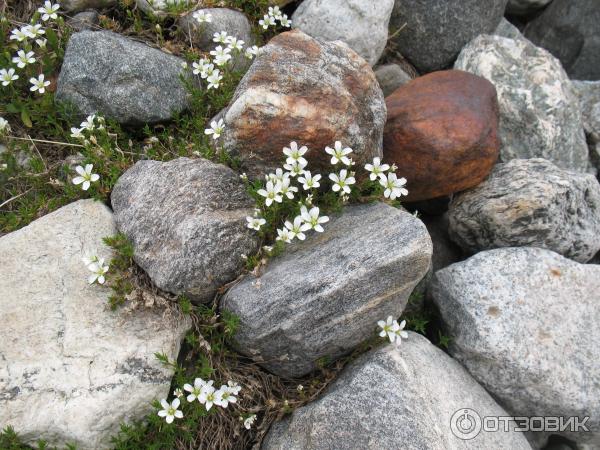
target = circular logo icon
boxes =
[451,408,482,440]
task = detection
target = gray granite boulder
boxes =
[448,159,600,263]
[262,334,532,450]
[62,0,116,12]
[525,0,600,81]
[56,30,190,125]
[430,247,600,449]
[221,203,432,378]
[292,0,394,66]
[111,157,260,304]
[494,17,527,41]
[0,200,190,449]
[67,10,100,31]
[506,0,552,16]
[455,35,589,172]
[374,63,412,97]
[389,0,508,73]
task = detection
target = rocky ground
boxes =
[0,0,599,449]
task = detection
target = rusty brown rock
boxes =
[383,70,500,202]
[215,30,386,177]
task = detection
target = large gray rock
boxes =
[215,30,386,178]
[111,157,259,304]
[62,0,116,12]
[455,35,589,172]
[448,159,600,263]
[221,203,432,378]
[389,0,508,73]
[178,8,253,52]
[525,0,600,81]
[430,247,600,449]
[56,30,190,125]
[374,63,412,97]
[292,0,394,66]
[0,200,190,449]
[506,0,552,16]
[262,334,532,450]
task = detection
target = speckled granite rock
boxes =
[111,157,260,304]
[262,334,532,450]
[222,203,431,378]
[0,200,190,449]
[448,159,600,262]
[430,247,600,449]
[455,35,589,172]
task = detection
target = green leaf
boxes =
[20,110,32,128]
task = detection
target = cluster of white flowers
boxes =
[1,2,60,94]
[147,0,191,11]
[377,316,408,346]
[83,254,110,285]
[158,378,246,424]
[259,6,292,29]
[365,158,408,200]
[70,113,105,142]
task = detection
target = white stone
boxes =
[0,200,190,449]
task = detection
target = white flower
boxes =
[204,119,225,139]
[268,6,283,20]
[245,45,261,59]
[72,164,100,191]
[0,163,7,171]
[80,114,97,131]
[9,28,29,42]
[364,157,390,181]
[329,169,355,195]
[285,216,306,241]
[38,1,60,21]
[200,62,215,79]
[192,58,210,75]
[36,38,47,48]
[210,46,232,66]
[13,50,36,69]
[276,227,293,243]
[379,173,408,200]
[87,258,109,285]
[70,127,85,139]
[283,141,308,166]
[174,388,183,398]
[279,177,298,200]
[207,69,223,89]
[240,172,248,181]
[279,14,292,28]
[227,380,241,395]
[266,168,289,184]
[325,141,353,166]
[0,117,10,135]
[158,398,183,424]
[243,414,257,430]
[299,205,329,233]
[257,181,283,207]
[247,216,266,231]
[227,37,245,52]
[29,74,50,94]
[259,14,276,29]
[183,377,207,403]
[394,320,408,346]
[377,316,403,344]
[283,159,307,177]
[297,171,321,190]
[213,31,230,43]
[1,68,19,86]
[214,384,238,408]
[199,382,217,411]
[26,24,45,38]
[82,254,98,268]
[193,10,212,23]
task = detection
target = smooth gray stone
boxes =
[374,63,412,97]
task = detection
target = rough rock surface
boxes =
[389,0,508,73]
[374,63,412,97]
[430,247,600,448]
[494,17,527,41]
[61,0,116,12]
[262,334,532,450]
[448,159,600,262]
[455,35,589,172]
[0,200,190,450]
[525,0,600,81]
[111,158,260,304]
[291,0,394,66]
[221,203,432,378]
[573,80,600,172]
[383,70,500,202]
[215,30,386,177]
[56,30,190,125]
[506,0,552,15]
[67,10,100,31]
